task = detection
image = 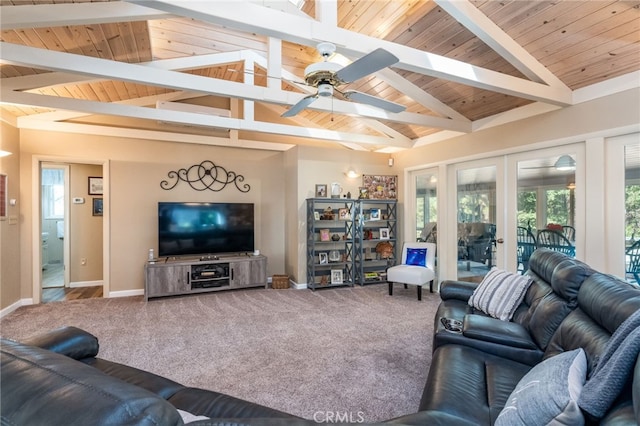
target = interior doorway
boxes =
[36,160,107,303]
[41,164,69,293]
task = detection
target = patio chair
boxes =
[517,226,537,273]
[626,240,640,285]
[562,225,575,241]
[537,229,575,257]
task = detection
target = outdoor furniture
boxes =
[537,229,575,257]
[387,242,436,300]
[562,225,575,241]
[517,226,537,273]
[626,240,640,285]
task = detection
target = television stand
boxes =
[144,254,267,300]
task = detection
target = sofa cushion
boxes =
[419,345,531,425]
[468,268,533,321]
[495,348,587,426]
[1,338,183,426]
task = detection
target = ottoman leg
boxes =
[388,282,393,296]
[417,285,422,301]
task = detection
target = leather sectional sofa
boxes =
[390,248,640,425]
[2,248,640,425]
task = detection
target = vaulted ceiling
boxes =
[1,0,639,152]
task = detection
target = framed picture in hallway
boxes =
[92,198,103,216]
[88,176,103,195]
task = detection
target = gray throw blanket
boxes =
[578,309,640,418]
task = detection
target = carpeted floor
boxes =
[0,283,440,423]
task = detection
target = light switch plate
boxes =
[73,197,85,204]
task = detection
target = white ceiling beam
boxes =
[2,89,412,148]
[375,68,469,121]
[0,1,174,30]
[128,0,572,106]
[15,120,295,152]
[0,42,468,132]
[434,0,568,90]
[316,0,337,25]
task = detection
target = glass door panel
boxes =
[625,143,640,284]
[456,165,497,282]
[415,172,438,243]
[517,154,576,272]
[411,169,439,281]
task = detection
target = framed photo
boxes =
[0,174,7,219]
[358,187,369,199]
[313,211,321,221]
[88,176,103,195]
[319,228,330,242]
[362,174,397,199]
[331,269,343,285]
[92,198,103,216]
[370,208,381,220]
[338,208,350,220]
[315,184,328,198]
[380,228,390,240]
[319,252,328,264]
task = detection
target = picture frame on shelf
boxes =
[370,209,381,220]
[314,211,320,221]
[331,269,343,285]
[338,208,350,220]
[380,228,390,240]
[362,174,397,199]
[319,252,328,264]
[315,184,328,198]
[358,187,369,199]
[88,176,103,195]
[319,228,330,242]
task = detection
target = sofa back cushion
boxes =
[545,273,640,373]
[523,258,594,349]
[1,339,183,426]
[512,249,574,328]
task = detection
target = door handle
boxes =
[496,238,504,244]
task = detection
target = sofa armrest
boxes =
[439,280,478,302]
[462,314,538,350]
[21,326,99,360]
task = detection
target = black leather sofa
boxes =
[2,249,639,425]
[1,326,309,426]
[389,249,640,425]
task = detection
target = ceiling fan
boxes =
[522,155,576,171]
[281,42,406,118]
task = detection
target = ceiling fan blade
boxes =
[281,94,318,117]
[335,48,399,83]
[343,91,406,113]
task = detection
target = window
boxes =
[42,168,65,219]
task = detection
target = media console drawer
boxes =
[144,255,267,300]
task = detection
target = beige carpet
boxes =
[0,284,439,423]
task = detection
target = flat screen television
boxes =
[158,202,254,257]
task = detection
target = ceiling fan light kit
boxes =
[555,155,576,171]
[282,42,407,117]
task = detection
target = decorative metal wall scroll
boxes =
[160,160,250,193]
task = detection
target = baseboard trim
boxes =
[108,289,144,298]
[0,298,34,319]
[291,280,307,290]
[69,280,103,288]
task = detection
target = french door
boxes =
[447,158,505,282]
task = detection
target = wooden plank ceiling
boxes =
[1,0,639,151]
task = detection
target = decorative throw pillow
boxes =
[495,348,587,426]
[468,268,533,321]
[406,248,427,267]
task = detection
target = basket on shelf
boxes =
[272,275,290,289]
